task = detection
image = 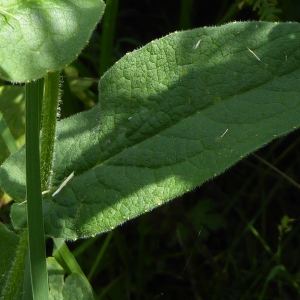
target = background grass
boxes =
[1,0,300,299]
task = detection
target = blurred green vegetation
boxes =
[1,0,300,299]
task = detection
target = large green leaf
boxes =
[1,21,300,239]
[0,0,105,82]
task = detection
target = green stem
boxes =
[87,232,113,281]
[53,239,86,278]
[179,0,194,29]
[216,0,240,24]
[1,229,28,300]
[99,0,119,77]
[40,72,60,191]
[25,78,49,300]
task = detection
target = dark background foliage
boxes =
[2,0,300,299]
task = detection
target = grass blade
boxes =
[25,79,49,300]
[0,110,18,154]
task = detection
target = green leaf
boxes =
[48,257,94,300]
[0,0,105,82]
[10,202,27,229]
[1,21,300,239]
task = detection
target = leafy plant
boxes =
[239,0,281,21]
[0,0,300,299]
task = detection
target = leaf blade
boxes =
[1,21,300,239]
